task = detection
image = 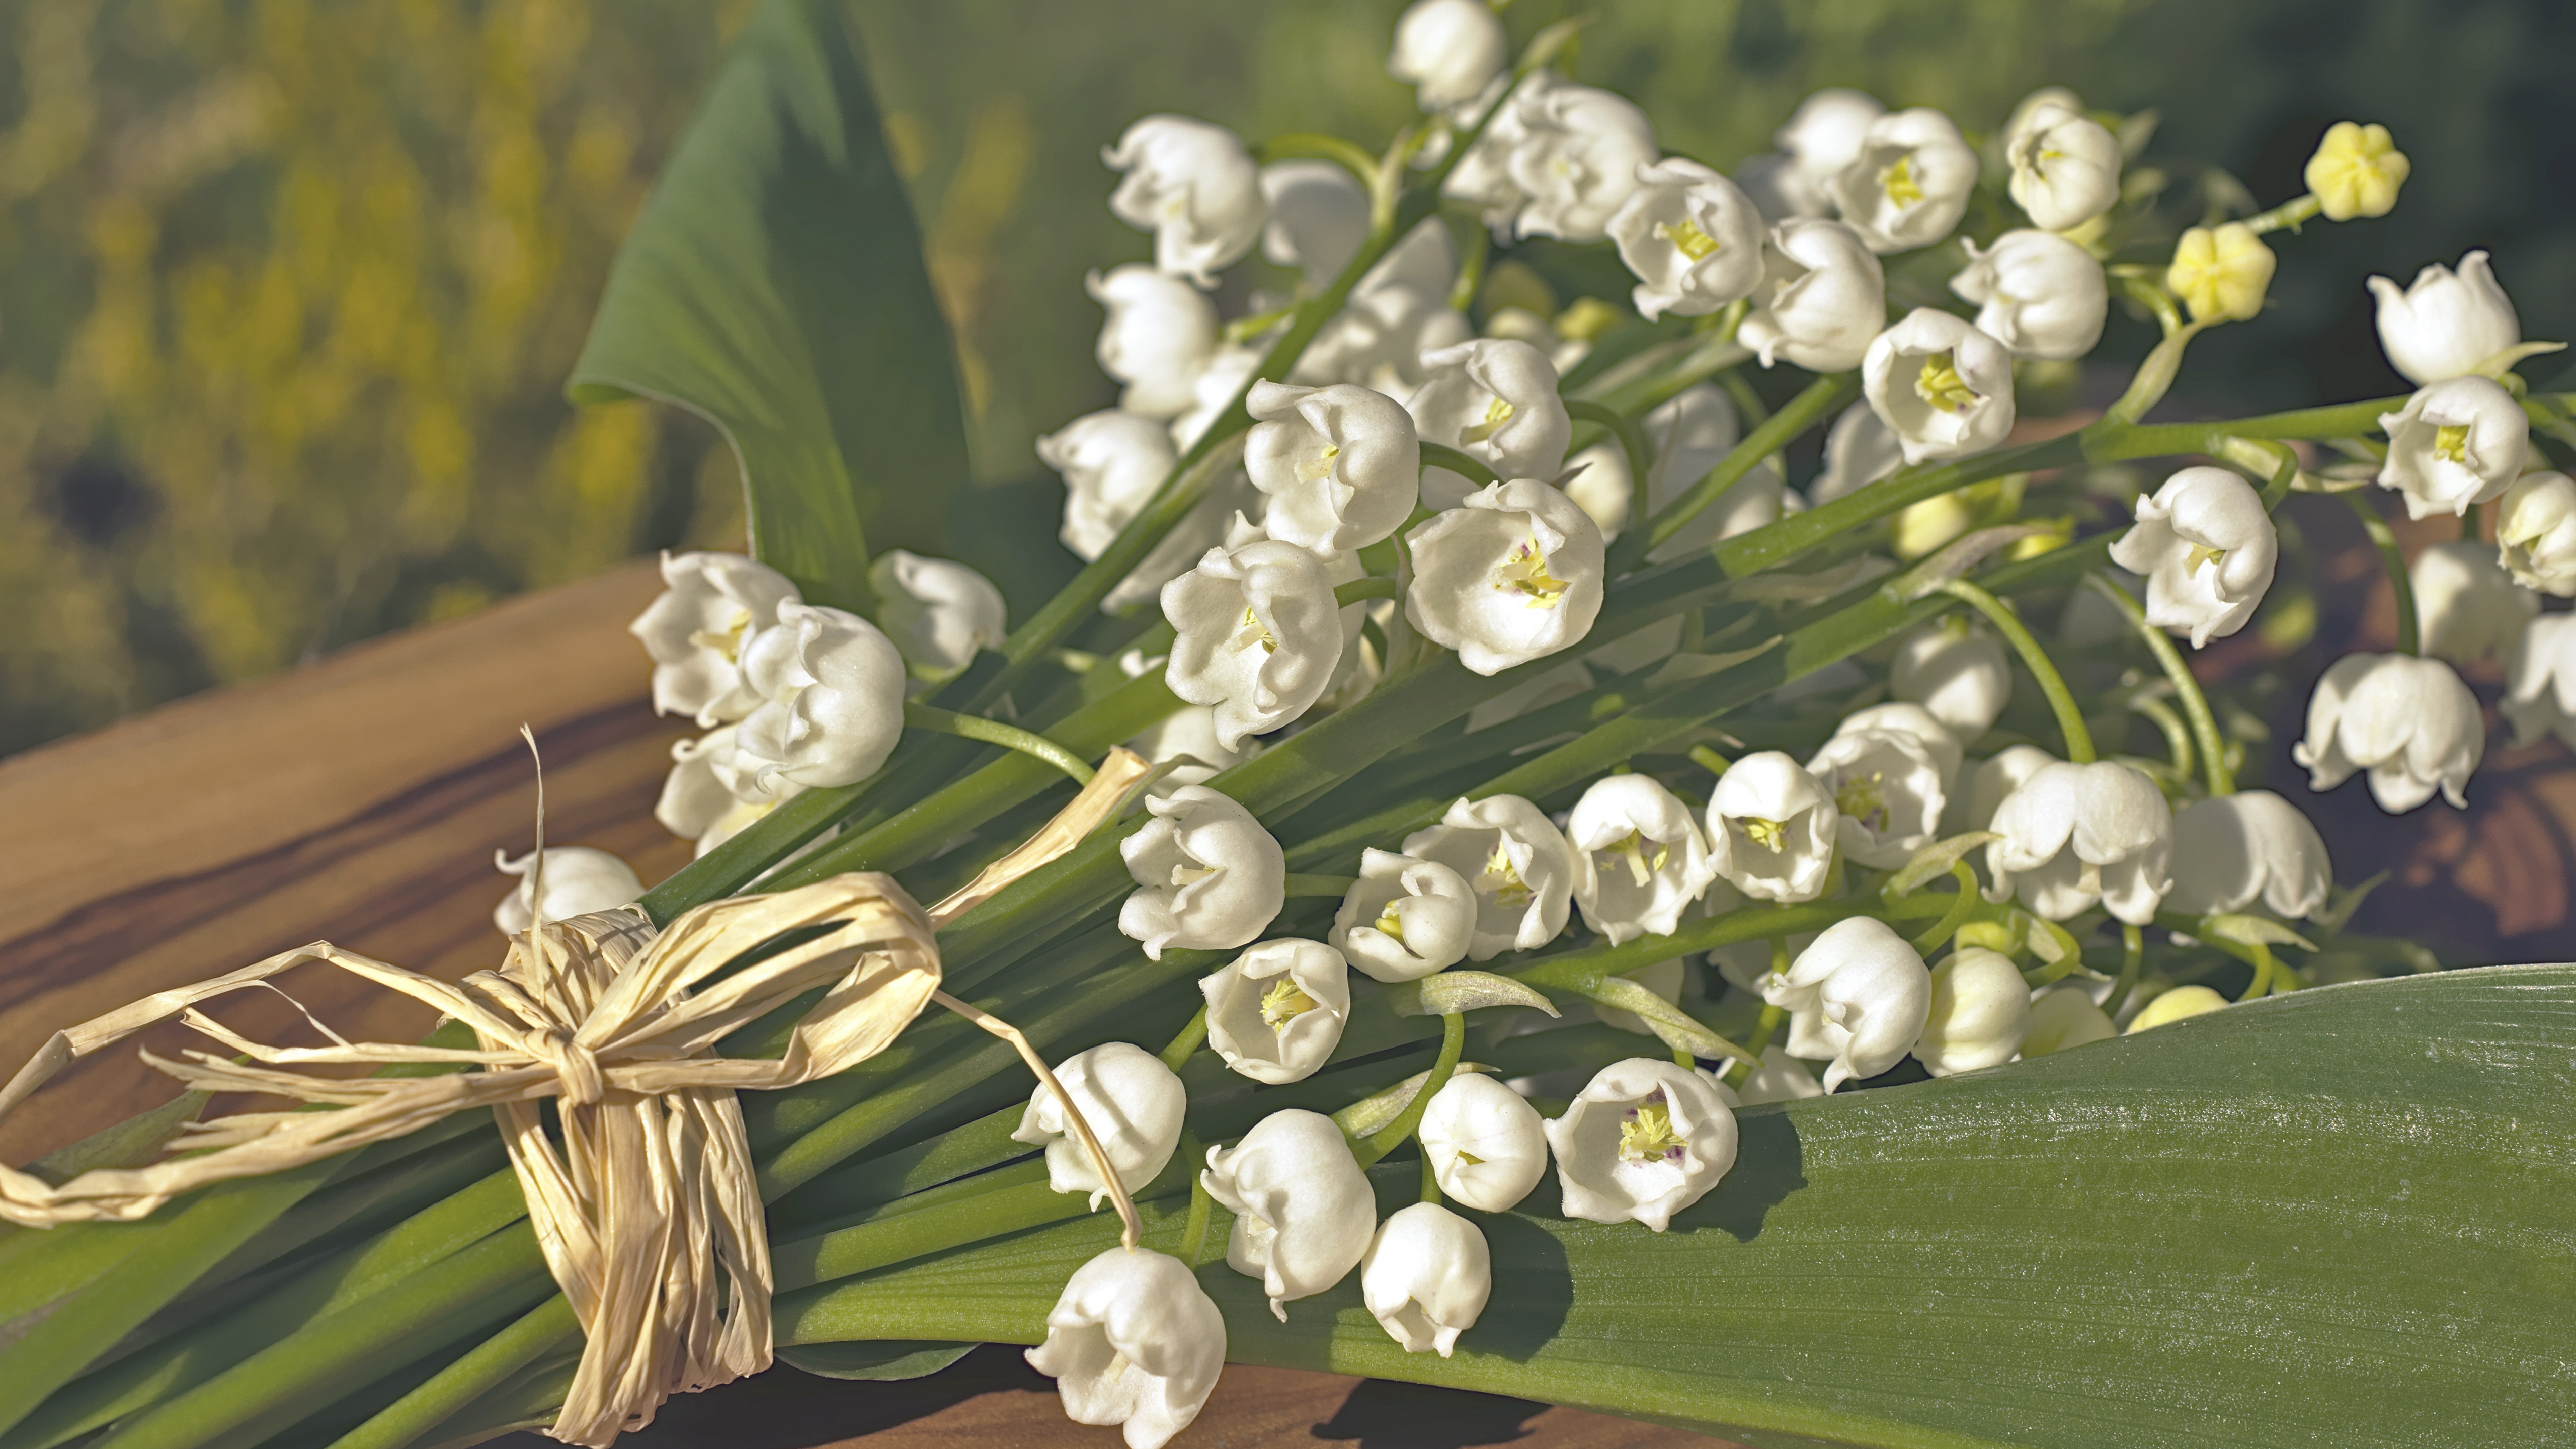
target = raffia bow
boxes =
[0,747,1156,1446]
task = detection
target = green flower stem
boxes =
[2111,923,2147,1017]
[1335,577,1402,606]
[1617,373,1855,573]
[1940,578,2095,763]
[1256,133,1379,188]
[1513,894,1953,998]
[902,702,1094,785]
[1354,1013,1462,1168]
[2341,490,2420,655]
[324,1298,577,1449]
[1724,1003,1786,1089]
[2086,572,2231,794]
[1158,1007,1209,1071]
[1688,744,1731,776]
[2242,192,2323,235]
[2131,694,2196,781]
[1909,863,1984,956]
[1420,442,1500,487]
[1285,873,1358,897]
[1565,398,1652,494]
[2235,939,2278,1002]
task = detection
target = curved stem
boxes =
[1909,863,1984,956]
[1939,578,2095,763]
[1335,577,1401,606]
[1420,442,1499,488]
[2340,490,2419,655]
[1355,1013,1462,1168]
[904,703,1094,785]
[2110,923,2146,1019]
[1565,398,1653,507]
[2132,695,2195,781]
[2086,572,2231,794]
[2243,192,2323,235]
[1257,132,1379,188]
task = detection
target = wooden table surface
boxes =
[0,557,1713,1449]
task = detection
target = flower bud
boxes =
[1949,229,2108,362]
[1258,160,1369,286]
[2023,985,2115,1056]
[630,551,801,727]
[1037,410,1180,564]
[1244,381,1421,558]
[1546,1059,1738,1231]
[1568,774,1718,944]
[2504,613,2576,752]
[1401,794,1578,959]
[1362,1202,1492,1357]
[1027,1246,1226,1449]
[1608,158,1767,321]
[2377,376,2529,520]
[1417,1072,1550,1212]
[2412,540,2537,665]
[2293,653,2484,813]
[1406,340,1571,510]
[1985,760,2175,925]
[1404,478,1606,676]
[1836,701,1966,789]
[2304,121,2409,222]
[2498,471,2576,596]
[2164,790,2334,922]
[1202,938,1351,1085]
[1738,218,1886,373]
[1203,1108,1377,1319]
[1830,107,1977,253]
[1332,849,1477,983]
[1892,619,2013,738]
[1913,947,2030,1077]
[1733,1045,1826,1106]
[1119,785,1287,958]
[2107,465,2279,648]
[1744,88,1887,220]
[869,550,1007,677]
[1014,1042,1188,1208]
[1707,751,1838,903]
[1861,309,2018,465]
[2166,223,2275,325]
[1104,115,1265,287]
[733,603,907,790]
[1503,83,1658,243]
[2005,103,2121,232]
[491,846,643,936]
[1964,744,2056,832]
[2126,984,2227,1033]
[1766,917,1934,1091]
[1386,0,1508,113]
[1162,540,1345,751]
[1808,402,1906,506]
[2369,250,2523,385]
[1806,718,1951,869]
[1086,265,1221,418]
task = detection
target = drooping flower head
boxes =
[1830,107,1978,253]
[1913,946,2030,1078]
[1706,751,1838,903]
[1118,785,1287,958]
[1086,265,1220,418]
[2369,250,2525,385]
[2377,376,2530,520]
[1738,218,1886,373]
[2108,465,2279,648]
[1401,794,1578,959]
[1331,849,1477,983]
[1861,308,2018,465]
[869,550,1007,678]
[2411,540,2537,665]
[2504,613,2576,753]
[733,602,908,790]
[1243,380,1421,558]
[1404,478,1606,676]
[1386,0,1508,113]
[1545,1058,1738,1231]
[1566,773,1718,944]
[2163,790,2334,922]
[1161,539,1346,751]
[1950,229,2108,362]
[2005,101,2121,232]
[1258,160,1370,286]
[1406,339,1572,509]
[1103,114,1265,287]
[1012,1042,1188,1209]
[1766,917,1934,1091]
[2497,471,2576,596]
[1362,1203,1493,1358]
[1417,1072,1550,1213]
[1027,1247,1226,1449]
[630,551,802,727]
[1984,760,2175,924]
[1203,1109,1378,1319]
[1201,938,1352,1085]
[1608,157,1767,321]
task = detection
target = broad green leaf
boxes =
[567,0,965,612]
[774,967,2576,1448]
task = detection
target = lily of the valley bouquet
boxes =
[5,3,2572,1447]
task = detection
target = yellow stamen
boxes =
[1493,535,1572,607]
[1740,816,1789,853]
[2187,542,2227,575]
[1235,605,1278,655]
[1619,1092,1687,1164]
[2434,424,2471,465]
[1834,772,1886,831]
[1260,976,1318,1030]
[1455,1149,1485,1166]
[685,609,753,663]
[1297,442,1342,484]
[1458,395,1516,445]
[1601,830,1669,889]
[1372,899,1407,944]
[1478,841,1534,908]
[1880,154,1925,208]
[1653,217,1720,261]
[1170,861,1220,888]
[1915,352,1978,414]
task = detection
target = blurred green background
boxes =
[3,0,2569,755]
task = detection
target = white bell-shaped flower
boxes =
[1416,1072,1550,1212]
[2292,652,2483,813]
[1984,760,2174,924]
[1608,158,1767,320]
[1836,701,1966,789]
[2412,540,2537,664]
[655,725,800,857]
[1806,713,1956,868]
[1201,938,1351,1085]
[1706,751,1838,903]
[1297,273,1474,395]
[2004,103,2121,232]
[1087,265,1221,419]
[1440,70,1547,231]
[1013,1042,1188,1209]
[1362,1203,1492,1358]
[1161,540,1345,751]
[1830,107,1978,254]
[1501,82,1658,243]
[1401,794,1578,959]
[1808,402,1907,506]
[1332,849,1477,983]
[1038,410,1179,564]
[1404,478,1606,675]
[1203,1108,1378,1319]
[1407,339,1571,509]
[491,846,643,936]
[1258,160,1369,287]
[1892,619,2013,739]
[1913,947,2030,1078]
[1128,704,1257,798]
[1764,917,1933,1091]
[1962,743,2056,833]
[1167,342,1267,454]
[2000,87,2085,150]
[2376,376,2531,520]
[2504,613,2576,751]
[1244,380,1421,558]
[2369,250,2524,385]
[1567,774,1718,944]
[2107,465,2279,648]
[2498,471,2576,597]
[1748,88,1887,219]
[1386,0,1508,113]
[733,603,907,790]
[630,551,801,727]
[1119,784,1286,958]
[1545,1058,1737,1231]
[1738,218,1886,373]
[1027,1246,1226,1449]
[2023,985,2115,1056]
[2163,790,2334,921]
[1949,229,2108,362]
[1562,385,1785,559]
[1862,309,2018,465]
[1734,1045,1826,1106]
[1103,114,1265,287]
[868,550,1007,677]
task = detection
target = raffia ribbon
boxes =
[0,747,1156,1446]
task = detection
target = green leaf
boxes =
[775,967,2576,1448]
[566,0,965,612]
[777,1340,976,1381]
